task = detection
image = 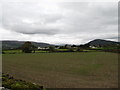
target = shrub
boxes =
[2,73,44,90]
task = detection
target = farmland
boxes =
[2,52,118,88]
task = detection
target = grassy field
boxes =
[3,50,22,54]
[2,52,118,88]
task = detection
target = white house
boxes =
[38,47,49,50]
[89,46,97,48]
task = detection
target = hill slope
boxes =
[87,39,120,47]
[2,40,52,50]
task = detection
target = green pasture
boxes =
[3,50,22,54]
[2,52,118,88]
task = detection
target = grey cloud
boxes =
[57,2,118,34]
[1,1,118,44]
[3,21,59,35]
[2,2,63,35]
[16,28,58,35]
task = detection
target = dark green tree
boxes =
[22,41,35,53]
[71,45,76,47]
[49,46,55,52]
[64,44,68,49]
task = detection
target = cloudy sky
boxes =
[0,0,118,45]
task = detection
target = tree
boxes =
[49,46,55,52]
[22,41,35,53]
[79,43,90,49]
[64,44,68,49]
[71,45,76,47]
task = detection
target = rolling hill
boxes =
[1,39,120,50]
[2,40,53,50]
[86,39,120,47]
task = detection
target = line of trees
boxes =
[21,42,91,53]
[7,41,120,54]
[21,42,57,53]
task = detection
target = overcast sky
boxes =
[0,0,118,45]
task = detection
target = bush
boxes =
[2,73,44,90]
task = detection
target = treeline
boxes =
[2,41,120,54]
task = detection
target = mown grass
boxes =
[2,52,118,88]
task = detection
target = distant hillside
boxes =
[86,39,120,47]
[2,40,53,50]
[2,39,120,50]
